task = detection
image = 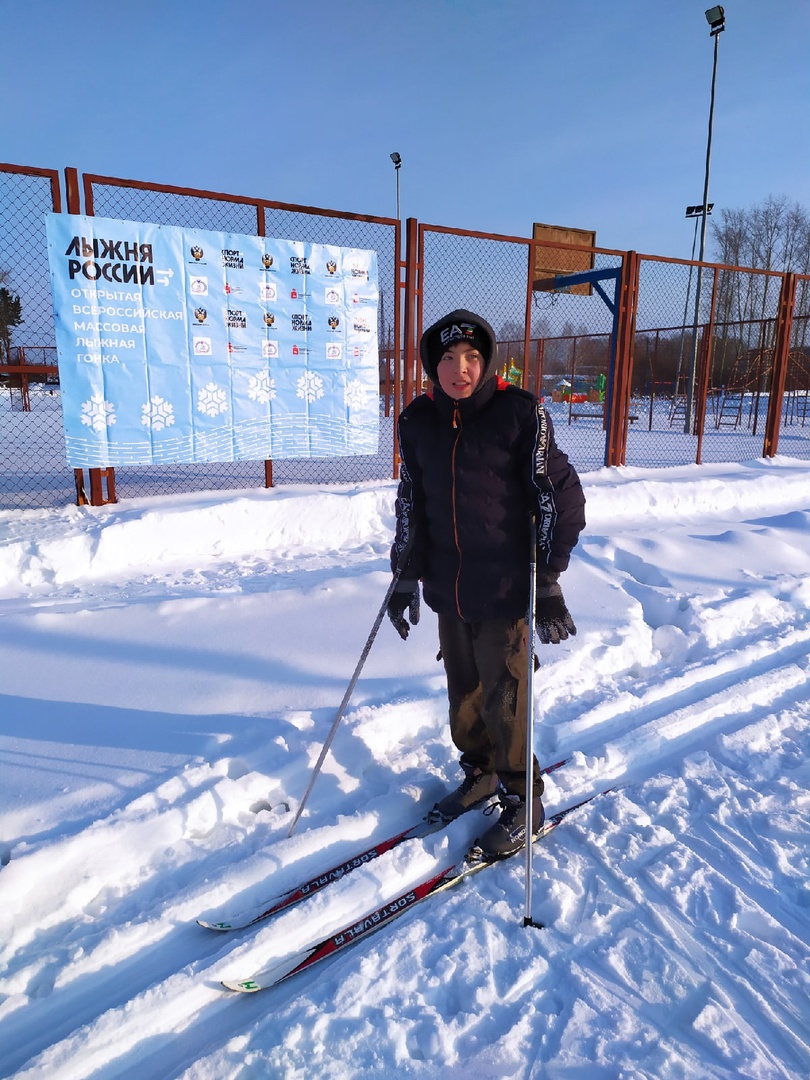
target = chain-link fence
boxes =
[628,257,781,466]
[2,163,808,511]
[416,225,810,474]
[0,165,74,508]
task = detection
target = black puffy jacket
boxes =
[391,311,586,623]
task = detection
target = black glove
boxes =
[535,573,576,645]
[387,580,420,640]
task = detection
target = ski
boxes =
[197,817,447,932]
[221,785,599,993]
[199,758,568,933]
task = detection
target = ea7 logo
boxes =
[440,323,476,345]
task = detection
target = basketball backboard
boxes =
[532,222,597,296]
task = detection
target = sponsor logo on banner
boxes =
[262,254,274,269]
[353,317,372,333]
[350,263,369,280]
[260,282,278,302]
[328,315,340,331]
[193,336,212,356]
[190,246,204,262]
[326,260,337,276]
[290,256,311,275]
[292,344,310,356]
[262,340,279,358]
[351,293,375,305]
[264,312,276,327]
[190,276,208,295]
[325,286,341,305]
[326,343,343,360]
[227,309,247,329]
[194,307,208,324]
[222,249,244,269]
[291,314,312,332]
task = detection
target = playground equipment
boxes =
[711,347,810,431]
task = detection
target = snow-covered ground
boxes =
[1,457,809,1078]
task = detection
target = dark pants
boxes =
[437,613,542,798]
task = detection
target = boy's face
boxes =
[436,342,484,399]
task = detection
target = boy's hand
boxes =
[535,574,576,644]
[387,581,421,640]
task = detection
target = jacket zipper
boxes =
[451,403,463,618]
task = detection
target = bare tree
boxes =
[711,195,810,366]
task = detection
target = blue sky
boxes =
[3,0,809,261]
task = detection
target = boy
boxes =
[388,309,585,858]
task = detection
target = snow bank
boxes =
[1,458,809,1079]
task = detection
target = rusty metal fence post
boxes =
[763,272,797,458]
[402,217,420,412]
[605,251,640,466]
[694,268,719,464]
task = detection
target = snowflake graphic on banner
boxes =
[344,380,370,409]
[197,382,228,418]
[296,372,325,404]
[80,395,116,432]
[141,396,176,431]
[248,371,277,405]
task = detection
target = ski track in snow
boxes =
[1,465,809,1078]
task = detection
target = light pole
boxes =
[388,153,403,396]
[685,6,725,434]
[390,152,402,220]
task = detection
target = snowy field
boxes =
[1,457,809,1078]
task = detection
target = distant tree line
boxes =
[628,198,810,394]
[703,195,810,390]
[709,194,810,364]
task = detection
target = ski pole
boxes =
[523,517,540,928]
[287,568,404,837]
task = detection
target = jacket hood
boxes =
[419,309,498,390]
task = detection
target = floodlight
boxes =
[705,6,725,34]
[390,152,402,168]
[685,204,714,217]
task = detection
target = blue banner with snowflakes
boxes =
[45,214,380,467]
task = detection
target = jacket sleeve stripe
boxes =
[392,426,417,575]
[531,403,557,564]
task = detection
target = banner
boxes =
[46,214,380,467]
